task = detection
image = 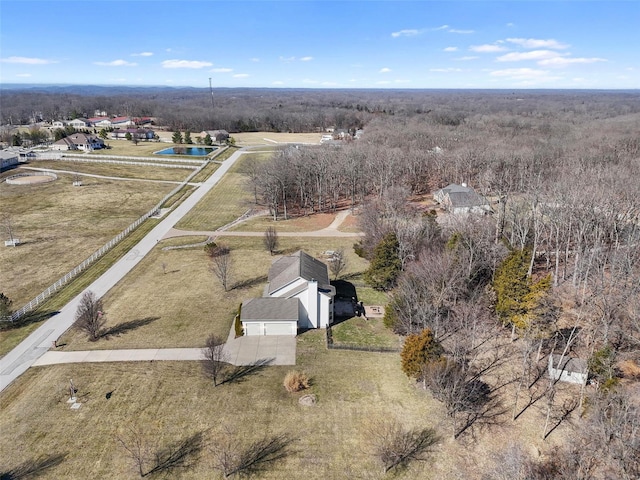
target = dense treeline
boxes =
[3,86,640,133]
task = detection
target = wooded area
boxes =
[3,86,640,477]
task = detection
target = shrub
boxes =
[234,303,244,337]
[283,370,310,393]
[204,241,218,257]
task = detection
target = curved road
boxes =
[0,149,246,393]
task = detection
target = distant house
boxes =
[200,130,229,143]
[68,118,90,129]
[88,117,112,128]
[134,117,153,126]
[433,183,491,215]
[354,129,364,139]
[52,121,66,129]
[0,150,19,171]
[240,251,335,336]
[548,354,588,385]
[52,133,104,151]
[111,116,135,128]
[112,128,155,140]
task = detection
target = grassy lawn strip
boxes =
[331,316,400,350]
[189,161,220,184]
[28,160,192,182]
[230,212,337,232]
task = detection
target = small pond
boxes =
[155,146,217,156]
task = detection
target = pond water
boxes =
[155,146,217,156]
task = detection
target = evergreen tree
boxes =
[493,248,551,332]
[364,232,401,291]
[204,133,213,146]
[400,328,443,379]
[184,130,193,144]
[0,293,13,321]
[172,131,183,144]
[125,132,132,141]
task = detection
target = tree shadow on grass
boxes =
[222,358,273,385]
[100,317,160,339]
[232,275,268,290]
[0,310,59,331]
[0,452,67,480]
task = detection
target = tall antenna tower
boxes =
[209,77,214,112]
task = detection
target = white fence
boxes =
[34,154,199,169]
[8,161,209,322]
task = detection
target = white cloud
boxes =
[250,57,260,62]
[506,38,569,50]
[456,56,480,61]
[538,56,606,66]
[94,59,137,67]
[506,23,515,27]
[391,29,421,38]
[272,81,284,85]
[16,73,32,77]
[395,79,411,83]
[434,25,449,31]
[430,68,463,72]
[1,56,57,65]
[279,56,296,63]
[132,52,153,57]
[300,56,313,62]
[497,50,564,62]
[379,67,392,73]
[444,47,458,52]
[211,68,233,73]
[490,68,560,83]
[470,44,508,53]
[233,73,250,78]
[449,29,475,34]
[162,59,212,69]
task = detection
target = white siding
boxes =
[244,322,261,336]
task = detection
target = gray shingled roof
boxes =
[448,191,489,208]
[550,354,588,374]
[241,297,299,322]
[266,251,330,295]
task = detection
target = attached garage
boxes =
[241,297,299,336]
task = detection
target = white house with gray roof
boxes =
[434,183,491,215]
[241,251,335,336]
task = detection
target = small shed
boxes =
[0,151,19,171]
[548,354,588,385]
[241,297,299,336]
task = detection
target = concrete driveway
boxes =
[224,335,296,366]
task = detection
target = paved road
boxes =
[0,149,246,393]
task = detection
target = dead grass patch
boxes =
[28,160,192,182]
[232,131,322,146]
[231,212,336,232]
[0,173,173,306]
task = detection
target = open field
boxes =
[232,131,323,146]
[57,235,372,351]
[175,153,273,231]
[26,160,194,182]
[0,328,570,479]
[231,211,337,232]
[0,171,173,307]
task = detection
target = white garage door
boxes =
[244,323,261,336]
[264,322,295,336]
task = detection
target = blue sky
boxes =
[1,1,638,89]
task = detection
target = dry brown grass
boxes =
[0,329,572,479]
[57,235,370,351]
[0,171,173,306]
[27,159,193,182]
[232,131,322,146]
[231,212,337,232]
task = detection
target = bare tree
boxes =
[1,214,17,245]
[202,334,228,386]
[73,290,106,341]
[263,226,279,255]
[209,245,233,292]
[366,418,439,473]
[328,248,347,280]
[116,426,203,478]
[211,427,293,478]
